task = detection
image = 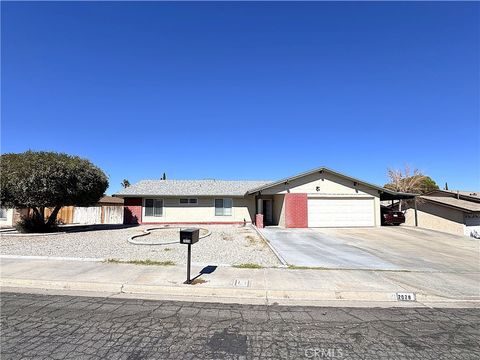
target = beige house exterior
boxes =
[0,208,29,228]
[0,208,14,228]
[117,167,412,228]
[403,190,480,237]
[250,170,382,227]
[141,197,256,224]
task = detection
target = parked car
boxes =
[381,206,405,226]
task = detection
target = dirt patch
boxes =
[245,234,266,248]
[221,232,233,241]
[191,278,208,285]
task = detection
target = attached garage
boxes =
[308,197,375,227]
[247,167,416,229]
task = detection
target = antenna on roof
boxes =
[444,182,448,190]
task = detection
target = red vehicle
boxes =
[381,206,405,226]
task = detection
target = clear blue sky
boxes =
[2,2,479,194]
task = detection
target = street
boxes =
[1,292,479,359]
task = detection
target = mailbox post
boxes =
[179,228,200,284]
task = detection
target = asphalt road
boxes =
[1,293,479,360]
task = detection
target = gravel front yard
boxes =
[0,225,280,267]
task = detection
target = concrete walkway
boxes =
[1,257,479,308]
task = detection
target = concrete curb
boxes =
[0,231,68,237]
[0,255,106,262]
[0,255,235,268]
[3,277,478,306]
[0,278,122,293]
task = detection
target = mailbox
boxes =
[180,228,200,284]
[180,228,200,245]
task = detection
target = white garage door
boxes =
[308,198,375,227]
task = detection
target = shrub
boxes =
[15,215,58,233]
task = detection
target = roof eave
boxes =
[113,193,248,198]
[246,166,417,199]
[421,197,478,213]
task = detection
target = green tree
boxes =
[0,151,108,232]
[384,166,439,210]
[419,176,439,194]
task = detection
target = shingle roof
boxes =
[98,195,124,204]
[115,180,272,197]
[442,190,479,199]
[421,196,480,212]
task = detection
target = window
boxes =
[0,207,7,220]
[215,198,232,216]
[145,199,163,217]
[180,198,197,205]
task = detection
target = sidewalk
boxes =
[1,257,479,308]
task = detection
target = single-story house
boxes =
[115,167,414,228]
[403,190,480,237]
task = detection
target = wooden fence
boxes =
[44,206,74,224]
[73,205,123,224]
[43,205,123,225]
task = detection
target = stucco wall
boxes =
[404,202,466,236]
[273,194,286,227]
[141,196,256,224]
[0,208,14,228]
[259,171,381,227]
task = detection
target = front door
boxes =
[262,199,273,225]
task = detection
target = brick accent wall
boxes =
[285,193,308,228]
[124,198,142,224]
[255,213,264,228]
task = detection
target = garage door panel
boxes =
[308,198,375,227]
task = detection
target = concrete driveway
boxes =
[260,226,480,272]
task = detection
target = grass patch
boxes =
[232,263,263,269]
[105,259,175,266]
[288,265,328,270]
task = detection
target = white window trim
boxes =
[214,198,233,217]
[179,198,198,205]
[143,198,164,217]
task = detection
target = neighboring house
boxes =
[115,167,414,228]
[403,190,480,238]
[0,207,14,228]
[0,207,29,228]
